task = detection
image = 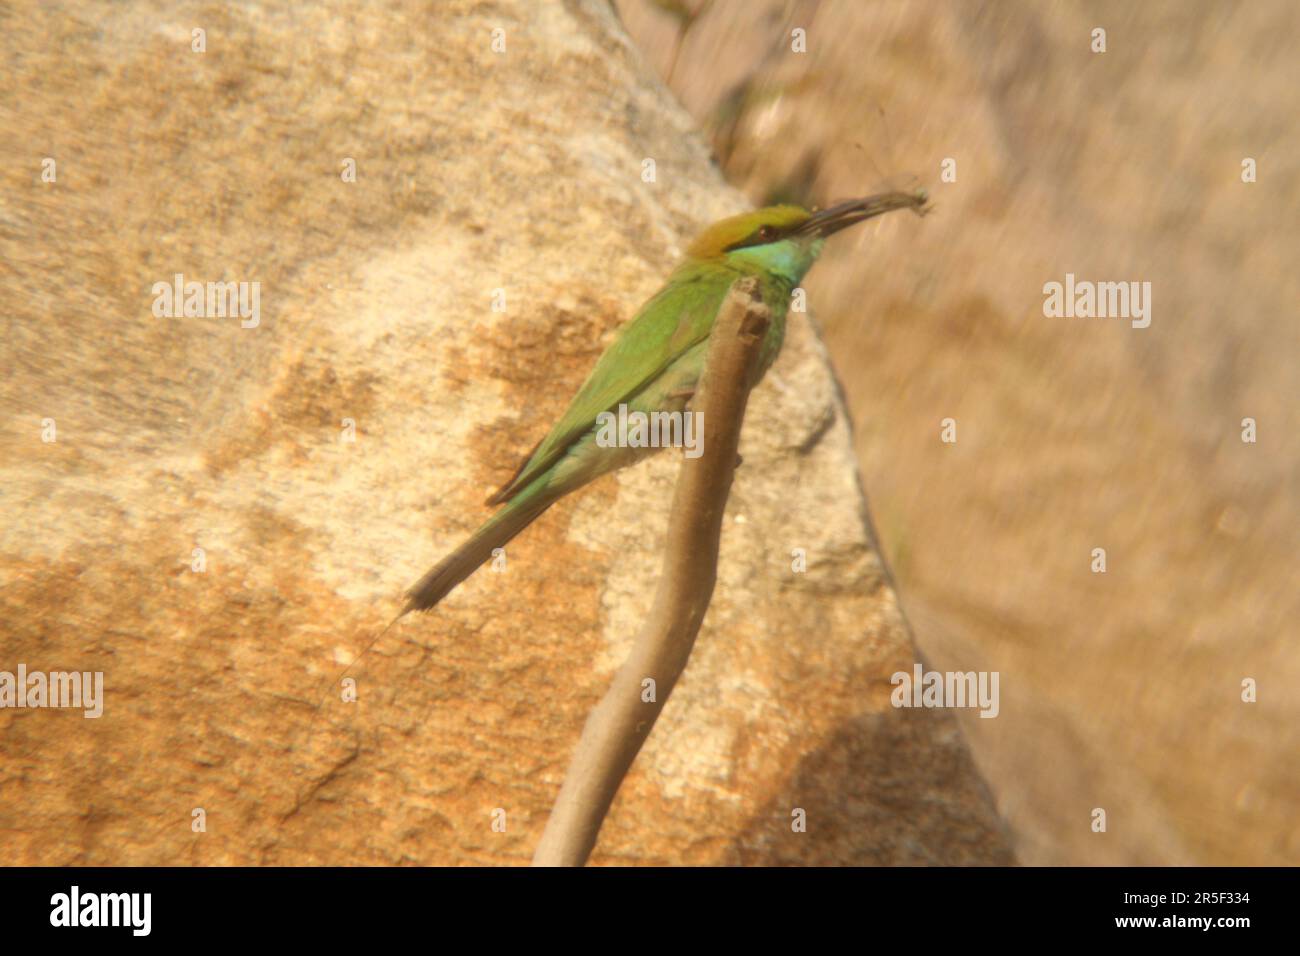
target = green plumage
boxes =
[404,192,927,613]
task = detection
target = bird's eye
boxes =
[757,225,776,242]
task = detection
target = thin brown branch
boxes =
[532,276,772,867]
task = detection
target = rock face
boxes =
[0,0,1011,864]
[617,0,1300,865]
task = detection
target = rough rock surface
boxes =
[0,0,1011,864]
[617,0,1299,865]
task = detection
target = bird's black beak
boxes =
[800,190,930,238]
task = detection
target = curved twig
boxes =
[532,276,772,866]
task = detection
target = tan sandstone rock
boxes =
[0,0,1011,865]
[617,0,1300,865]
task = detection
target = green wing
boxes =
[487,263,732,504]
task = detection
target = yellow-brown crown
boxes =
[685,205,813,260]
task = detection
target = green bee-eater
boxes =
[404,191,928,614]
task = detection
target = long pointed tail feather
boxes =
[402,481,557,615]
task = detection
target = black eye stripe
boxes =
[725,225,786,252]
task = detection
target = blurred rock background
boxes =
[615,0,1298,864]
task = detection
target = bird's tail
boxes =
[402,477,557,615]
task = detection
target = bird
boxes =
[403,190,928,615]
